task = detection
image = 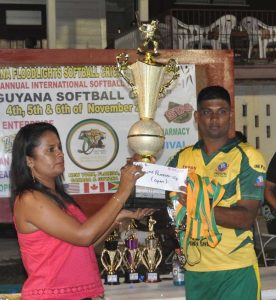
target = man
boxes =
[168,85,266,300]
[262,153,276,234]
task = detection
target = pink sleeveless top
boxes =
[15,203,104,300]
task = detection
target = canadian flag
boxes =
[83,182,105,193]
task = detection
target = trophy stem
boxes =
[141,155,152,163]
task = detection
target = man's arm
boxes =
[264,180,276,210]
[214,199,260,230]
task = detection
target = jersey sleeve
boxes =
[239,148,266,201]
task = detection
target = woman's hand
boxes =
[115,208,156,223]
[116,163,145,199]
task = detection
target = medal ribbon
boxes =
[173,173,225,265]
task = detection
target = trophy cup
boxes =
[101,230,123,285]
[116,19,179,209]
[122,219,142,283]
[141,216,162,283]
[116,19,180,162]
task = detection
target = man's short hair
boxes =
[197,85,231,106]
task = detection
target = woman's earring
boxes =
[30,168,35,182]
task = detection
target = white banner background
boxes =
[0,64,197,197]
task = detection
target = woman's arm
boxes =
[14,164,146,246]
[93,208,155,247]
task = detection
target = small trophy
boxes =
[101,230,123,285]
[122,219,142,283]
[116,19,180,162]
[141,216,162,283]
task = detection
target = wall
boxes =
[235,81,276,165]
[56,0,106,49]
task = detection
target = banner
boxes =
[0,64,197,197]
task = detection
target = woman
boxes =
[10,122,153,300]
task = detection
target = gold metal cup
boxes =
[101,234,123,285]
[122,220,142,283]
[116,19,179,161]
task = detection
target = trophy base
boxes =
[104,273,120,285]
[144,272,161,283]
[124,186,167,209]
[125,272,140,283]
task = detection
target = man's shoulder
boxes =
[238,142,265,159]
[167,145,195,167]
[175,144,195,157]
[238,142,267,171]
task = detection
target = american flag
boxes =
[64,183,80,194]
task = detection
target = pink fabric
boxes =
[15,204,104,300]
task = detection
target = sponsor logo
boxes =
[255,175,265,187]
[164,102,194,123]
[164,140,185,149]
[217,162,228,172]
[254,164,266,171]
[1,134,16,154]
[66,119,119,171]
[182,165,196,172]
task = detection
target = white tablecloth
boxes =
[104,268,276,300]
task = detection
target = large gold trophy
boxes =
[116,19,180,162]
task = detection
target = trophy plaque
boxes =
[116,19,179,209]
[101,230,123,285]
[122,219,142,283]
[141,216,162,283]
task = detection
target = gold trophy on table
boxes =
[116,19,179,209]
[122,219,142,283]
[101,230,123,285]
[141,216,162,282]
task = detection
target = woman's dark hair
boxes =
[197,85,231,106]
[10,122,79,209]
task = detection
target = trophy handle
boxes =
[101,249,123,272]
[141,248,149,270]
[155,247,163,269]
[141,247,162,271]
[123,248,141,270]
[114,249,123,271]
[116,53,138,97]
[159,58,180,97]
[100,249,109,271]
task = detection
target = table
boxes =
[104,267,276,300]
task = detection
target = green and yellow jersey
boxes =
[168,137,266,272]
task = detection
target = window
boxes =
[266,125,271,138]
[266,104,270,116]
[243,125,247,138]
[242,104,247,117]
[6,10,42,25]
[0,4,46,40]
[255,115,259,128]
[256,137,260,149]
